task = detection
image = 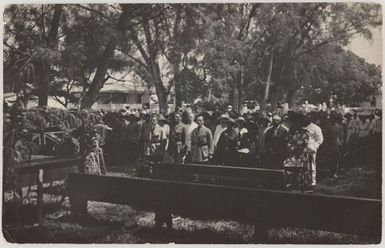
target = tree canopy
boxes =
[3,3,382,112]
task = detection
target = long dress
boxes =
[214,128,239,166]
[283,128,311,188]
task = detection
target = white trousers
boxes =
[310,153,317,185]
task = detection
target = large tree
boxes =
[118,4,206,113]
[4,4,63,106]
[4,3,382,111]
[197,3,381,107]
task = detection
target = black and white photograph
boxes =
[1,1,383,244]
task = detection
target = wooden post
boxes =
[16,178,23,229]
[36,169,44,225]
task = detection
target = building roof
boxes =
[98,82,155,94]
[71,81,156,94]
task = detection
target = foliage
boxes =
[298,45,381,105]
[3,3,382,110]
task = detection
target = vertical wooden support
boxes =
[16,178,23,229]
[36,169,44,225]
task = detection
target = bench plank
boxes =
[140,163,286,189]
[68,173,381,238]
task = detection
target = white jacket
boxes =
[304,123,324,152]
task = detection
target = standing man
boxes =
[144,114,167,163]
[191,115,214,164]
[324,111,343,177]
[126,113,141,162]
[185,112,198,160]
[158,115,170,152]
[264,115,289,169]
[169,113,188,163]
[304,113,324,186]
[139,113,151,160]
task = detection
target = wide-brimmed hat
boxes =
[129,112,140,119]
[237,117,246,122]
[158,114,167,121]
[272,115,281,122]
[227,118,235,124]
[218,114,229,120]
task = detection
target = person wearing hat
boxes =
[235,117,249,148]
[213,114,229,152]
[255,116,271,163]
[323,111,343,178]
[235,117,252,165]
[190,115,214,163]
[158,114,170,151]
[109,111,128,165]
[184,112,198,158]
[283,111,312,189]
[169,112,188,163]
[214,117,239,166]
[303,112,324,186]
[143,114,168,162]
[342,112,352,146]
[125,113,141,162]
[226,105,237,119]
[264,115,289,169]
[138,112,151,159]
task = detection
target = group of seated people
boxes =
[101,104,382,189]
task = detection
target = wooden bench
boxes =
[136,162,287,190]
[14,157,82,224]
[68,173,381,241]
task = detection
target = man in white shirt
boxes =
[158,114,170,151]
[304,114,324,186]
[185,112,198,153]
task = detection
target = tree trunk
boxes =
[174,71,183,108]
[154,82,168,114]
[37,60,50,107]
[263,52,274,108]
[239,66,244,110]
[232,81,239,112]
[37,4,62,107]
[80,39,117,109]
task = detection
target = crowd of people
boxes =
[100,102,382,190]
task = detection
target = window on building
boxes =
[96,93,112,104]
[136,94,142,104]
[112,93,127,104]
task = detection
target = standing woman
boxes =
[283,111,311,190]
[323,111,343,177]
[357,114,370,164]
[214,118,239,166]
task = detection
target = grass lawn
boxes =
[2,165,381,244]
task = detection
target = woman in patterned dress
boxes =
[283,111,312,190]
